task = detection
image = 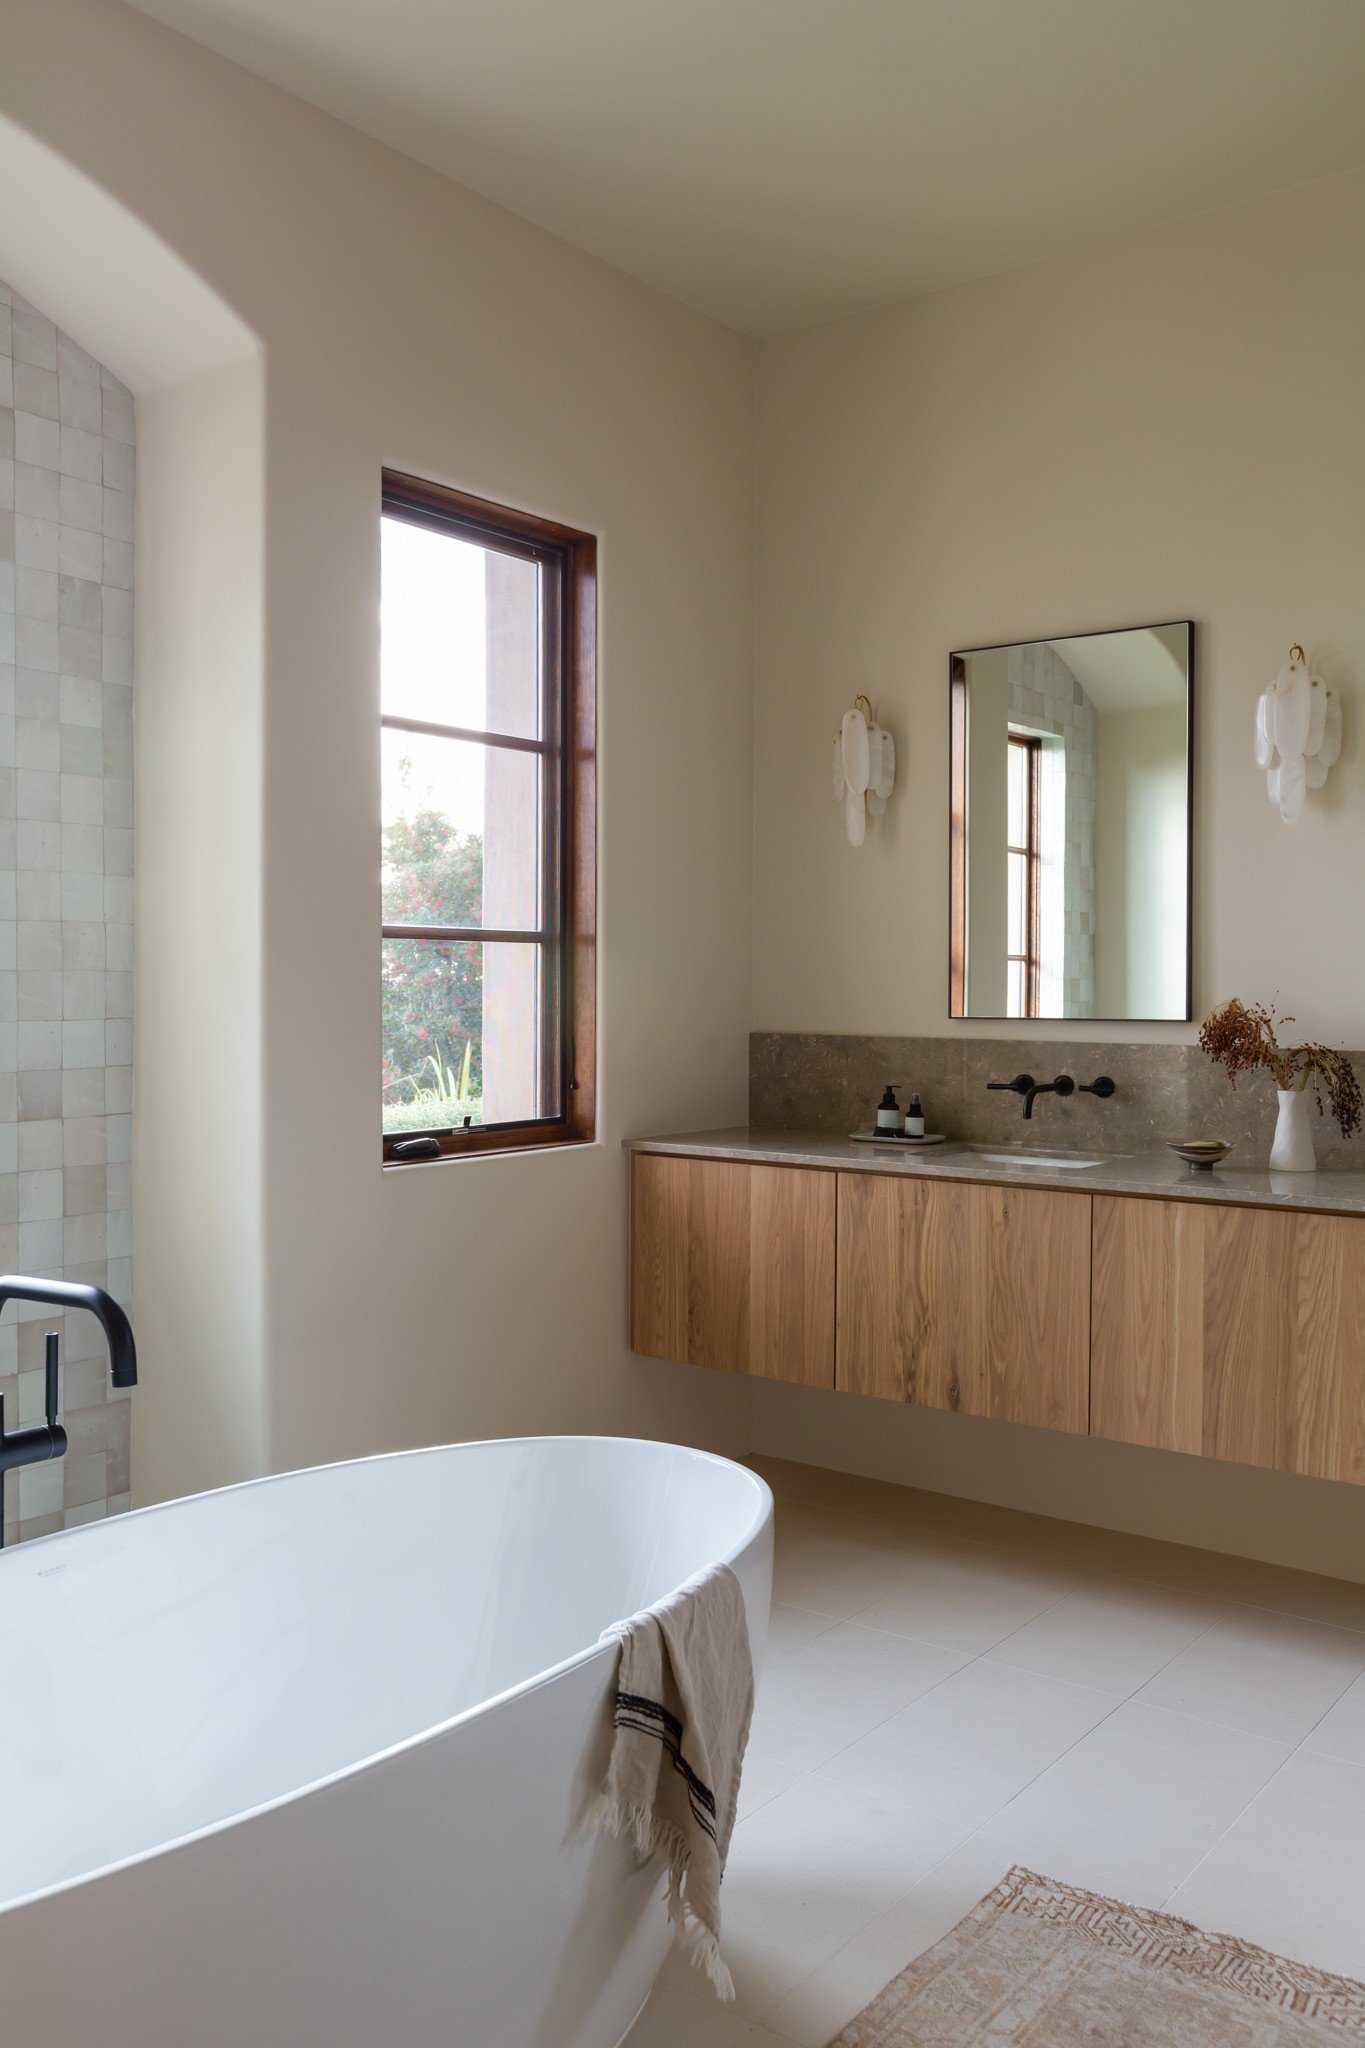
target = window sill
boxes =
[382,1128,596,1170]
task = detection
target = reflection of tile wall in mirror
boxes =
[950,622,1191,1023]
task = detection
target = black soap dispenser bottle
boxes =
[875,1085,902,1136]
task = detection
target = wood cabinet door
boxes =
[630,1155,835,1387]
[836,1173,1090,1433]
[1091,1195,1365,1483]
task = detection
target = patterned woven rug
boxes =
[831,1867,1365,2044]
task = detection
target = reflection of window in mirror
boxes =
[950,622,1192,1022]
[1005,735,1040,1018]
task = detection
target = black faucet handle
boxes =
[1051,1074,1076,1098]
[1080,1076,1116,1099]
[987,1074,1035,1095]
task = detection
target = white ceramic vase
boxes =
[1270,1087,1316,1172]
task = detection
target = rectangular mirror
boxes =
[950,621,1192,1020]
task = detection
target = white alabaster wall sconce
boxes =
[832,694,896,847]
[1257,644,1341,823]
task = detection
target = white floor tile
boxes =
[752,1457,936,1530]
[769,1514,925,1619]
[1133,1605,1365,1745]
[748,1620,966,1773]
[625,1982,793,2046]
[762,1836,1019,2048]
[857,1540,1084,1654]
[1166,1749,1365,1979]
[980,1700,1289,1904]
[714,1773,969,2020]
[761,1602,834,1662]
[988,1574,1229,1696]
[1304,1668,1365,1766]
[652,1461,1365,2036]
[1154,1551,1365,1635]
[819,1657,1118,1830]
[736,1750,804,1821]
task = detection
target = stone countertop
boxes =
[624,1127,1365,1216]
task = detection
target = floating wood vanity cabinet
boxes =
[836,1174,1090,1433]
[1091,1195,1365,1485]
[629,1155,836,1386]
[629,1142,1365,1488]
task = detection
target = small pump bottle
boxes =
[875,1085,901,1135]
[904,1093,925,1138]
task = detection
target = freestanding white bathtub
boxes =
[0,1435,773,2048]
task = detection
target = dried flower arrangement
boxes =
[1199,998,1363,1139]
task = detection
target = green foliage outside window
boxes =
[382,786,484,1131]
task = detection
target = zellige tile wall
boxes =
[0,279,133,1543]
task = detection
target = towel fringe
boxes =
[675,1917,736,2001]
[590,1794,735,2001]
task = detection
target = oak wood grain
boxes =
[629,1152,689,1363]
[748,1164,836,1386]
[629,1154,835,1386]
[686,1157,749,1373]
[836,1172,1089,1431]
[1091,1195,1365,1483]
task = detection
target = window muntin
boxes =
[1005,732,1041,1021]
[380,474,595,1160]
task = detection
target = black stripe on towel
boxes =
[614,1690,719,1843]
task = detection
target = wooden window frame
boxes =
[1005,732,1042,1020]
[380,471,596,1165]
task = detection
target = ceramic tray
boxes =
[848,1130,949,1147]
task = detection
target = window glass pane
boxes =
[381,515,541,739]
[1006,957,1024,1019]
[1007,849,1025,955]
[382,938,554,1133]
[1007,739,1028,846]
[382,729,540,932]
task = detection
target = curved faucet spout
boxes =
[1021,1074,1075,1120]
[0,1275,137,1388]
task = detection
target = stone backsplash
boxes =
[750,1032,1365,1172]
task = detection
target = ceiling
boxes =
[128,0,1365,336]
[1050,628,1188,717]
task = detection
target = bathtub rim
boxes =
[0,1433,773,1920]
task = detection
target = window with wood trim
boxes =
[1005,733,1041,1020]
[380,472,595,1162]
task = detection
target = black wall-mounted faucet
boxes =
[0,1277,137,1548]
[986,1072,1075,1121]
[986,1073,1116,1121]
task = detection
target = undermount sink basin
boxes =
[969,1148,1105,1170]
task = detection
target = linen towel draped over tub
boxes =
[592,1560,754,1998]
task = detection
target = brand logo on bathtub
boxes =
[36,1564,65,1578]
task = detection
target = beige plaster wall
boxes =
[754,167,1365,1047]
[3,0,757,1494]
[751,166,1365,1577]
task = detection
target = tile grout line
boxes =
[985,1590,1234,1700]
[747,1641,1136,2023]
[1154,1728,1318,1916]
[763,1578,1284,1795]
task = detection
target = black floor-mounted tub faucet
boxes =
[0,1276,138,1547]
